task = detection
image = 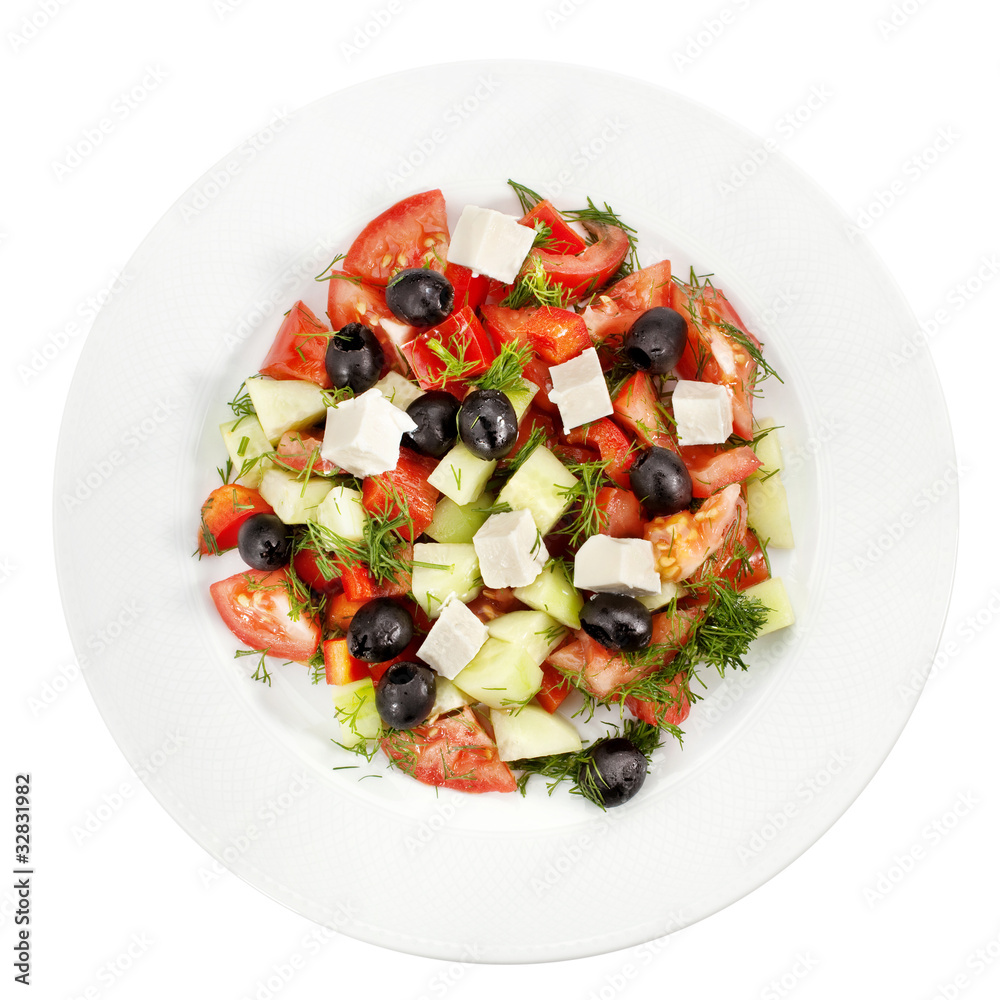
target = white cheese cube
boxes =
[320,388,417,478]
[573,535,661,597]
[548,347,614,430]
[315,485,367,540]
[672,380,733,446]
[472,508,548,589]
[446,205,536,284]
[416,595,490,680]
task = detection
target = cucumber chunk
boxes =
[258,467,334,524]
[513,560,584,629]
[752,418,784,476]
[331,678,380,748]
[453,637,543,710]
[425,492,495,544]
[427,439,497,506]
[487,610,566,667]
[315,485,367,541]
[220,415,272,488]
[496,446,578,535]
[245,376,327,444]
[490,704,582,761]
[743,577,795,635]
[747,474,794,549]
[411,542,482,618]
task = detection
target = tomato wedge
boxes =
[445,262,490,313]
[611,372,676,451]
[625,676,692,727]
[325,272,413,374]
[381,706,516,793]
[198,484,274,555]
[531,222,631,302]
[603,260,673,311]
[403,305,497,395]
[525,306,591,365]
[566,417,634,488]
[274,428,338,476]
[343,189,449,286]
[519,200,586,255]
[210,568,321,661]
[596,486,644,538]
[680,444,762,498]
[361,448,439,541]
[716,528,770,592]
[535,661,572,714]
[259,301,331,387]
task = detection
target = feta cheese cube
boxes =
[573,535,661,597]
[672,380,733,446]
[547,348,614,430]
[416,595,490,680]
[472,508,548,589]
[320,388,417,478]
[446,205,536,284]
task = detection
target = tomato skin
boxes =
[445,262,490,312]
[580,297,641,345]
[602,260,673,312]
[274,428,338,476]
[326,271,416,373]
[338,555,412,602]
[520,200,586,255]
[342,189,449,286]
[566,417,634,488]
[198,484,274,555]
[403,306,497,395]
[525,306,592,365]
[596,487,644,538]
[717,529,770,592]
[292,547,342,594]
[611,372,676,451]
[480,303,533,348]
[210,568,321,661]
[531,223,631,302]
[680,444,762,498]
[535,661,572,714]
[380,706,516,793]
[520,355,558,414]
[625,678,691,727]
[259,301,331,387]
[361,448,439,542]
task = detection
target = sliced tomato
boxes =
[525,306,591,365]
[338,554,412,602]
[445,262,490,312]
[520,355,558,414]
[535,661,572,714]
[530,222,631,302]
[380,706,516,793]
[566,417,634,488]
[480,303,534,348]
[361,448,439,541]
[508,407,558,465]
[273,428,338,476]
[322,637,371,685]
[326,271,416,372]
[210,568,321,661]
[259,301,331,387]
[717,528,770,592]
[292,546,342,595]
[580,296,640,345]
[403,305,497,395]
[198,484,274,555]
[602,260,673,311]
[611,372,676,451]
[519,200,587,255]
[625,676,691,727]
[680,444,762,498]
[342,189,449,286]
[644,483,746,583]
[596,487,644,538]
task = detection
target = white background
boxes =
[4,0,998,997]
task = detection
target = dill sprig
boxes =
[507,178,544,213]
[472,341,533,395]
[423,335,481,386]
[564,197,639,277]
[235,648,272,686]
[500,254,572,310]
[315,253,361,283]
[502,425,546,475]
[558,458,612,544]
[227,382,257,429]
[512,719,662,809]
[673,582,769,677]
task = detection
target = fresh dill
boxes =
[472,341,534,395]
[227,382,257,429]
[500,254,572,310]
[506,178,544,214]
[235,648,272,686]
[315,253,360,283]
[558,458,612,544]
[673,582,769,677]
[563,197,639,277]
[424,335,480,386]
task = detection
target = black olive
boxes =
[581,737,648,807]
[458,389,518,460]
[629,447,693,517]
[623,307,687,374]
[236,513,292,570]
[375,661,436,730]
[385,268,455,327]
[346,598,414,662]
[324,323,384,394]
[403,390,461,458]
[578,593,652,652]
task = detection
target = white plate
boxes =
[54,61,957,963]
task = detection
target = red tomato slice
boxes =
[342,189,449,286]
[611,372,676,451]
[602,260,673,311]
[716,529,770,592]
[274,428,338,476]
[625,677,691,727]
[403,305,497,395]
[519,200,586,255]
[520,355,558,414]
[680,444,762,498]
[566,417,634,488]
[525,306,592,365]
[445,262,490,312]
[198,484,274,555]
[596,486,644,538]
[361,448,439,541]
[210,568,321,662]
[535,661,572,714]
[507,407,558,466]
[531,222,631,302]
[259,301,331,387]
[580,296,641,345]
[325,273,414,375]
[380,706,516,793]
[480,303,534,348]
[292,546,342,594]
[644,483,746,583]
[338,549,413,602]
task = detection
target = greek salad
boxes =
[197,182,795,808]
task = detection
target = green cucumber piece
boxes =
[513,560,583,629]
[245,377,327,444]
[487,610,566,667]
[490,704,582,761]
[496,445,578,535]
[452,637,543,710]
[425,492,495,544]
[258,467,334,524]
[331,678,380,748]
[411,542,482,618]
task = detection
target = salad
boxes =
[197,181,795,808]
